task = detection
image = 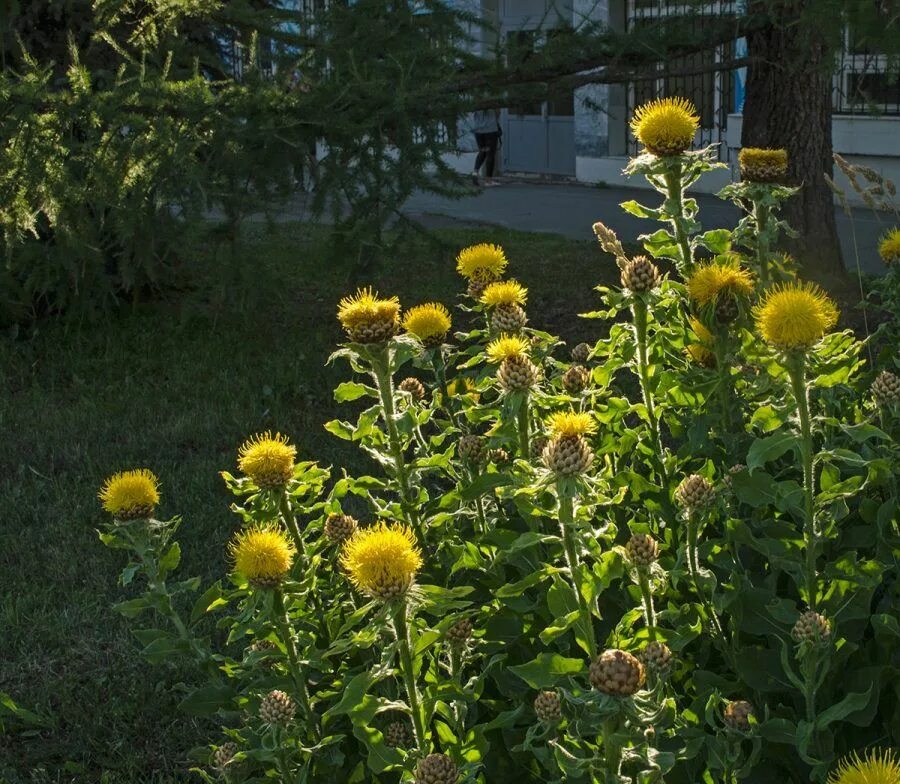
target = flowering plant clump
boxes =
[97,98,898,784]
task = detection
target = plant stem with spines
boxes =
[786,355,819,613]
[372,348,423,542]
[685,513,730,663]
[664,163,693,273]
[632,297,666,482]
[279,492,306,562]
[392,601,427,753]
[753,199,771,286]
[712,331,734,437]
[637,567,656,636]
[272,589,317,737]
[517,395,530,457]
[557,489,597,659]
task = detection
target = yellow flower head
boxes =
[447,376,478,399]
[828,748,900,784]
[402,302,451,346]
[456,243,508,281]
[630,97,700,156]
[99,469,160,519]
[340,522,423,600]
[686,257,754,307]
[546,411,597,438]
[686,317,715,367]
[482,280,528,307]
[486,335,530,363]
[337,287,401,343]
[739,147,789,182]
[230,525,295,586]
[878,227,900,266]
[754,281,839,350]
[238,432,296,489]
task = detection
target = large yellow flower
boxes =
[686,256,754,307]
[456,243,508,280]
[546,411,597,438]
[340,522,423,600]
[337,287,401,343]
[486,335,530,363]
[686,317,715,367]
[402,302,451,346]
[238,432,296,489]
[99,469,160,520]
[754,281,839,350]
[828,749,900,784]
[878,227,900,266]
[230,526,295,586]
[482,280,527,307]
[630,97,699,156]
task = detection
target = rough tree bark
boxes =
[741,0,846,281]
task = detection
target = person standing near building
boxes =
[471,108,501,187]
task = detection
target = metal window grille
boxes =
[834,27,900,115]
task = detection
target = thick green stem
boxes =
[664,166,693,272]
[685,515,730,662]
[372,350,424,541]
[558,490,597,659]
[429,348,451,410]
[272,589,317,737]
[787,357,818,613]
[754,200,770,286]
[517,396,531,457]
[279,492,306,561]
[601,717,622,782]
[632,299,666,481]
[449,646,464,737]
[469,467,489,534]
[712,333,734,437]
[637,567,656,636]
[392,602,427,752]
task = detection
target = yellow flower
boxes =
[878,227,900,266]
[486,335,530,363]
[402,302,451,346]
[456,243,508,280]
[337,287,401,343]
[630,97,699,156]
[447,376,479,400]
[481,280,527,307]
[686,257,754,307]
[738,147,788,182]
[828,749,900,784]
[230,526,295,586]
[686,317,715,367]
[754,281,839,350]
[546,411,597,437]
[99,469,160,520]
[340,522,423,600]
[238,432,296,489]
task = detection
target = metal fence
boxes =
[834,28,900,115]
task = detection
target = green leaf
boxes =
[177,685,236,716]
[746,432,798,472]
[324,419,354,441]
[334,381,373,402]
[158,542,181,575]
[508,653,585,689]
[113,597,154,618]
[620,199,661,220]
[190,581,225,624]
[460,473,513,500]
[815,684,875,731]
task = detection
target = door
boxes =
[501,21,576,176]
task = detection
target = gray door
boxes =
[501,15,576,176]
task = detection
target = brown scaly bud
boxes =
[562,365,590,394]
[715,293,739,324]
[791,611,832,646]
[872,370,900,406]
[487,447,511,466]
[533,690,562,723]
[384,720,414,749]
[530,435,549,460]
[738,148,788,183]
[466,269,495,299]
[621,256,662,293]
[593,221,627,265]
[415,753,458,784]
[675,474,715,513]
[589,649,646,696]
[446,617,473,647]
[325,513,358,545]
[492,304,528,333]
[723,700,755,732]
[458,434,486,464]
[498,355,540,392]
[259,690,295,725]
[571,342,592,364]
[640,641,673,677]
[626,533,659,567]
[248,639,278,669]
[544,435,594,476]
[398,377,426,402]
[722,464,745,490]
[212,742,238,770]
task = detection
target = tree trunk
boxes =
[741,0,846,282]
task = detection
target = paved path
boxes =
[401,180,888,275]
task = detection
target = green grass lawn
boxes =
[0,223,614,783]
